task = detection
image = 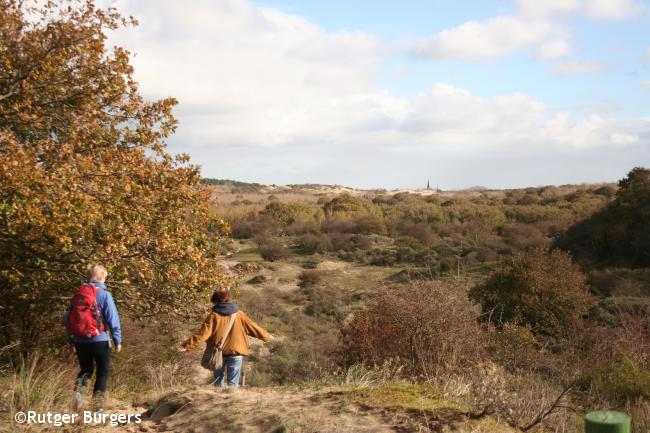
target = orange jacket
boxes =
[182,311,270,356]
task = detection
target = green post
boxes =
[585,411,631,433]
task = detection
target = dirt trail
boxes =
[91,386,396,433]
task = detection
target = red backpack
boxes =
[66,283,105,340]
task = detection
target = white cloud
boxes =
[396,85,646,152]
[412,0,645,63]
[641,80,650,90]
[611,132,640,145]
[514,0,582,18]
[550,59,611,76]
[537,39,572,59]
[394,65,414,77]
[410,0,582,62]
[645,47,650,61]
[111,0,387,147]
[584,0,646,19]
[412,14,569,61]
[105,0,648,187]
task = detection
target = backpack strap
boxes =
[83,283,99,303]
[217,312,238,350]
[87,283,101,313]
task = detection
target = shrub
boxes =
[588,268,650,297]
[260,201,321,229]
[626,399,650,433]
[230,214,278,238]
[557,167,650,268]
[489,323,546,373]
[284,220,320,236]
[296,232,372,256]
[301,285,350,320]
[323,193,377,217]
[501,223,549,250]
[594,185,617,198]
[355,214,388,236]
[389,268,437,283]
[477,247,498,262]
[296,233,331,254]
[230,221,257,238]
[339,282,486,377]
[563,307,650,404]
[397,222,436,245]
[517,192,541,205]
[394,242,429,264]
[589,353,650,400]
[248,337,335,386]
[382,201,445,226]
[470,248,595,338]
[321,218,359,234]
[351,234,373,250]
[465,364,581,433]
[328,233,350,252]
[366,248,397,266]
[247,275,267,284]
[302,260,319,269]
[298,270,322,289]
[394,235,424,250]
[256,237,289,262]
[617,309,650,362]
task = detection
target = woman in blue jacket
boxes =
[64,264,122,412]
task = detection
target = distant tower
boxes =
[426,179,431,190]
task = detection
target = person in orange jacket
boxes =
[177,290,273,387]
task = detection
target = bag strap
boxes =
[88,283,108,340]
[217,312,238,350]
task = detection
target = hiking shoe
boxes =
[72,378,87,411]
[73,391,84,411]
[91,391,106,412]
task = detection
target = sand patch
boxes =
[315,260,348,271]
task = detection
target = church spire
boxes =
[426,179,431,190]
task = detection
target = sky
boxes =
[109,0,650,189]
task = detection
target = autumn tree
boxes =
[0,0,230,354]
[322,193,387,235]
[260,201,322,229]
[322,193,377,217]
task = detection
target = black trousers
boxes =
[74,341,112,394]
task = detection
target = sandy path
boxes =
[93,386,395,433]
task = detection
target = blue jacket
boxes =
[64,279,122,346]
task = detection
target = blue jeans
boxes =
[212,355,243,387]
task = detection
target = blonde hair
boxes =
[86,264,108,280]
